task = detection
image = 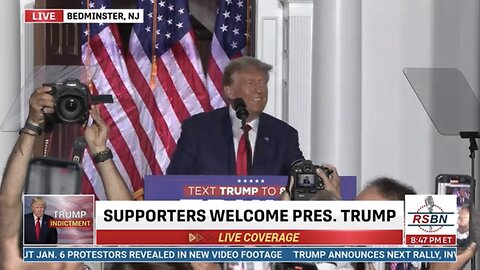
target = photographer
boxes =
[281,165,477,270]
[278,163,349,270]
[357,178,477,270]
[0,86,129,269]
[0,86,82,269]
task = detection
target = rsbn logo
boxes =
[408,196,453,233]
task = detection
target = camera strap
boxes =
[71,136,87,165]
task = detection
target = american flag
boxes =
[206,0,249,109]
[81,0,159,199]
[126,0,213,170]
[81,0,215,199]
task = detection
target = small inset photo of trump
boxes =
[23,194,95,245]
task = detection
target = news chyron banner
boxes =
[24,9,143,23]
[95,201,403,245]
[24,196,458,263]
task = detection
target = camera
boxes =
[44,78,113,125]
[290,160,333,200]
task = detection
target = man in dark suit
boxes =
[24,196,57,244]
[167,56,304,175]
[456,188,470,208]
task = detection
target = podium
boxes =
[144,175,357,200]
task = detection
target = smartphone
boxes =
[25,157,81,194]
[435,174,472,249]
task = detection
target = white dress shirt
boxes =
[33,213,43,228]
[229,106,259,161]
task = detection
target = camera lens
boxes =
[56,95,85,123]
[65,98,79,112]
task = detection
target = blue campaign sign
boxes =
[144,175,356,200]
[23,246,456,262]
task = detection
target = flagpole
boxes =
[84,0,95,97]
[246,0,252,56]
[150,0,158,88]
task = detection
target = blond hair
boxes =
[31,197,46,207]
[222,56,272,88]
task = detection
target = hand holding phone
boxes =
[435,174,472,249]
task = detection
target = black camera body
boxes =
[291,160,333,200]
[46,78,90,124]
[44,78,113,125]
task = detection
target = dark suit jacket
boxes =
[24,213,58,244]
[457,196,470,207]
[167,107,304,175]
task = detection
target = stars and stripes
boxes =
[81,0,154,199]
[125,0,212,173]
[79,0,251,201]
[206,0,249,109]
[81,0,235,200]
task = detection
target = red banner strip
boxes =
[96,229,403,245]
[24,10,63,23]
[405,235,456,245]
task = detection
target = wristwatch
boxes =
[23,120,42,135]
[92,148,113,164]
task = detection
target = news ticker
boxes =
[24,9,143,23]
[23,247,457,263]
[23,195,458,246]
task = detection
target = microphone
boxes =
[424,195,435,231]
[233,98,252,175]
[425,195,435,212]
[232,98,249,122]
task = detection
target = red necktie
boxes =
[35,217,41,241]
[236,125,252,175]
